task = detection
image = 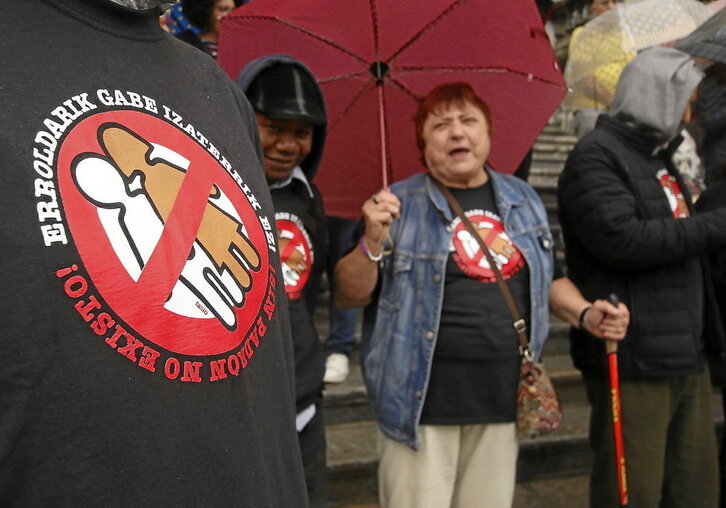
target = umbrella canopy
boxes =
[218,0,566,218]
[676,8,726,64]
[566,0,711,110]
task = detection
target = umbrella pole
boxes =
[376,82,394,253]
[606,294,628,506]
[377,83,387,189]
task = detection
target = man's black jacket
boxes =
[558,115,726,379]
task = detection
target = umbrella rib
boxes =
[326,83,376,131]
[324,76,418,130]
[393,65,568,88]
[370,0,381,61]
[318,71,371,83]
[241,15,371,68]
[386,0,467,63]
[381,76,419,101]
[325,66,565,142]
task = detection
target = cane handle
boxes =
[605,293,621,355]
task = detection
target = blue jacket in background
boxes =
[361,170,555,450]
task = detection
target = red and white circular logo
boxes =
[276,212,313,300]
[450,210,525,282]
[657,168,690,219]
[56,110,271,356]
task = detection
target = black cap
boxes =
[246,63,326,126]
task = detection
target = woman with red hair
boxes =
[335,82,629,507]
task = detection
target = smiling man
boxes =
[237,55,330,508]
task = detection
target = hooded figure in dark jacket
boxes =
[694,65,726,507]
[558,47,726,507]
[237,54,329,508]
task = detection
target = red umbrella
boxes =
[218,0,566,218]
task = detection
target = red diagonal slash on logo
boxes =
[471,225,500,265]
[135,160,214,303]
[58,110,270,355]
[280,228,305,261]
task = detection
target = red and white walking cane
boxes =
[606,294,628,506]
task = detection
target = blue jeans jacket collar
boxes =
[361,169,554,450]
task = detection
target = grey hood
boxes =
[236,54,327,182]
[609,47,703,143]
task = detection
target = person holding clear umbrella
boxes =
[565,0,710,140]
[567,0,621,138]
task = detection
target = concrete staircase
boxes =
[319,114,724,507]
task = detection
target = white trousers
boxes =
[377,423,518,508]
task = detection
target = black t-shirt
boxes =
[421,181,530,425]
[271,179,328,410]
[0,0,305,504]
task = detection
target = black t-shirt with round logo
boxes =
[271,179,328,412]
[421,181,529,425]
[0,0,306,504]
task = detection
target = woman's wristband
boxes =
[578,305,591,332]
[358,236,383,262]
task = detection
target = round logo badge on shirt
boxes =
[656,168,690,219]
[449,210,525,283]
[276,212,314,300]
[56,110,272,357]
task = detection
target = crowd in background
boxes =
[3,0,726,506]
[167,1,726,506]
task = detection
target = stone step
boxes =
[326,403,594,507]
[529,167,564,191]
[545,201,561,228]
[327,421,379,507]
[542,122,574,136]
[534,132,578,147]
[530,159,569,178]
[330,474,592,508]
[327,396,725,507]
[333,473,591,508]
[323,353,374,425]
[532,146,575,162]
[531,151,570,165]
[530,163,566,178]
[544,320,571,355]
[537,187,558,206]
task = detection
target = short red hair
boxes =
[413,82,493,155]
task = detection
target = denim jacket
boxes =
[361,170,555,450]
